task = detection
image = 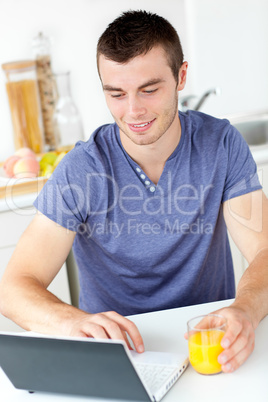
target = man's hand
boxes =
[211,305,255,373]
[64,310,145,353]
[184,305,255,373]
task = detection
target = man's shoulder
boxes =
[77,122,117,152]
[68,122,119,163]
[181,110,231,131]
[181,110,238,148]
[49,123,119,183]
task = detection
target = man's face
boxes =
[99,46,187,147]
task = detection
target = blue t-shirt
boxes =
[34,111,262,315]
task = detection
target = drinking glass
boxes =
[187,314,227,375]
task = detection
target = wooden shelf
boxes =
[0,177,48,199]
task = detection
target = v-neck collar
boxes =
[114,113,185,192]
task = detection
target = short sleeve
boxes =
[221,125,262,202]
[33,143,103,232]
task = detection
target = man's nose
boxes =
[127,95,147,118]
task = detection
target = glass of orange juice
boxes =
[187,314,227,375]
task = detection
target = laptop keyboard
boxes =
[135,363,177,393]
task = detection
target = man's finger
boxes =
[103,311,144,353]
[219,324,254,362]
[76,322,109,339]
[87,313,129,341]
[212,308,243,348]
[220,334,255,372]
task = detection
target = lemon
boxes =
[38,151,67,177]
[40,164,54,178]
[53,152,67,168]
[39,152,58,170]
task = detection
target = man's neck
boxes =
[120,116,181,184]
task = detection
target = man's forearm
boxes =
[0,276,86,335]
[232,247,268,329]
[0,276,145,352]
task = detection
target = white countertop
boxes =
[0,299,267,401]
[0,173,46,213]
[0,191,37,213]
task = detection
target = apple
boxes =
[13,157,40,179]
[14,147,36,159]
[3,155,21,178]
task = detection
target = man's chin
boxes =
[121,129,160,147]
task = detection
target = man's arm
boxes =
[0,212,144,352]
[215,189,268,372]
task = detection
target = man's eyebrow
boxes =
[103,84,123,92]
[137,78,165,90]
[102,78,165,92]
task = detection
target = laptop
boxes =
[0,331,188,401]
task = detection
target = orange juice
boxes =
[188,329,224,374]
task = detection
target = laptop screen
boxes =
[0,333,151,401]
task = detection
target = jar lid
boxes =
[2,60,36,72]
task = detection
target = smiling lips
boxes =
[127,119,155,132]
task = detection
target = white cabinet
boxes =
[229,161,268,287]
[0,204,71,331]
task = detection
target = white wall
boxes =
[0,0,187,161]
[185,0,268,117]
[0,0,268,161]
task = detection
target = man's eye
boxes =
[144,89,158,94]
[111,93,124,98]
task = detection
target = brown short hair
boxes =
[97,10,184,82]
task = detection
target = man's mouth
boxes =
[127,119,155,132]
[132,121,152,128]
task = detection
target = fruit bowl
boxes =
[0,166,46,184]
[0,145,73,199]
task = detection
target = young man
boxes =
[0,10,267,373]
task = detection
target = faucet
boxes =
[179,87,221,112]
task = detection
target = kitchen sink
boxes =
[229,113,268,147]
[225,111,268,164]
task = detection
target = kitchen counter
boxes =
[0,192,37,212]
[0,173,47,212]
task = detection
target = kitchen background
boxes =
[0,0,268,330]
[0,0,268,161]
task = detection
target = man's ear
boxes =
[177,61,188,91]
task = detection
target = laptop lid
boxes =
[0,332,151,401]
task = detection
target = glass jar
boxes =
[32,32,59,150]
[2,60,44,153]
[53,72,84,148]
